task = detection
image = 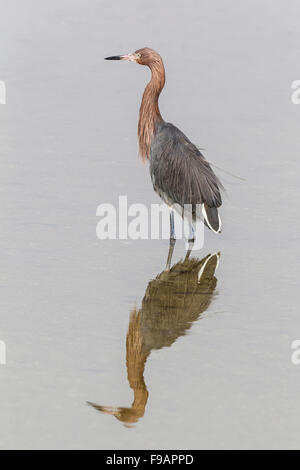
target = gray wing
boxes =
[150,122,222,209]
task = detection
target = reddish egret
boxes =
[105,47,223,247]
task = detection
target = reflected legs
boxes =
[166,209,176,270]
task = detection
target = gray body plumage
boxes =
[149,121,222,232]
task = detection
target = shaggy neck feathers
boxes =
[138,60,165,162]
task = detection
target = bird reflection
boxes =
[88,252,220,426]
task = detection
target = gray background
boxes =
[0,0,299,449]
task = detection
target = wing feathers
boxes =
[150,122,223,211]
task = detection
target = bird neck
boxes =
[138,60,165,162]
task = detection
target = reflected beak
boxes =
[87,402,119,416]
[105,53,137,62]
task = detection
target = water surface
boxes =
[0,0,300,450]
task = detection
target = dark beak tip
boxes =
[105,55,121,60]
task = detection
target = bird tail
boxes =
[202,204,222,234]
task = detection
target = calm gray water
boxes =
[0,0,300,450]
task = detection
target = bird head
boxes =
[105,47,162,67]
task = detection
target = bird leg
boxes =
[184,222,195,260]
[165,238,176,271]
[165,209,176,271]
[169,208,176,241]
[188,221,195,243]
[185,245,193,261]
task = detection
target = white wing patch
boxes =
[202,204,222,234]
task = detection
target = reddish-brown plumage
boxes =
[136,48,166,162]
